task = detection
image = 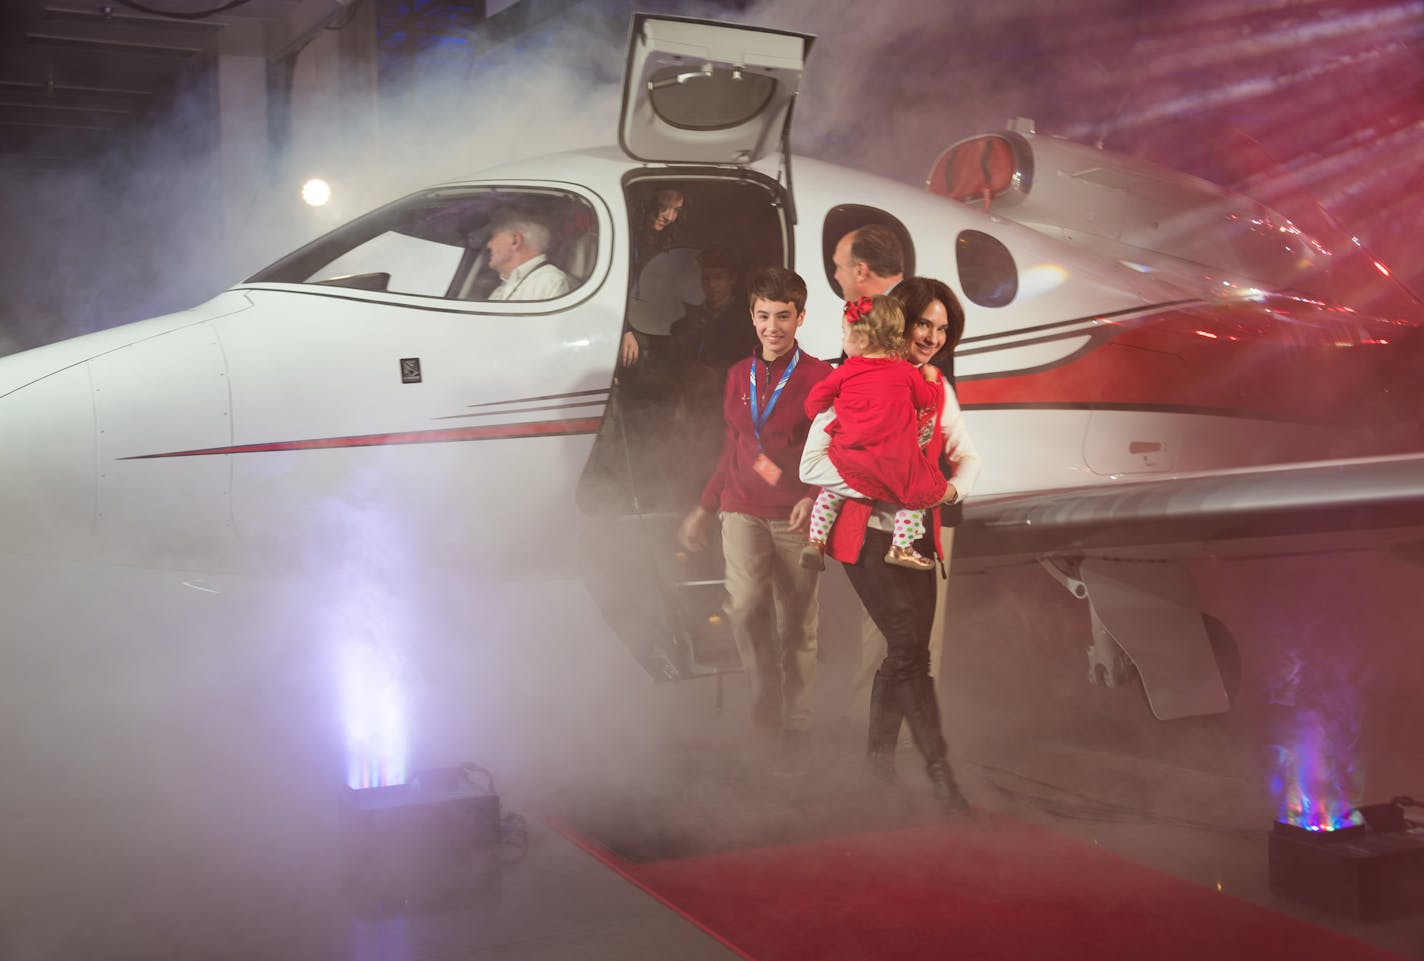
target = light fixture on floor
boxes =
[1268,797,1424,921]
[341,763,505,917]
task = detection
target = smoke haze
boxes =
[0,1,1422,958]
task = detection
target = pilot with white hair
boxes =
[486,208,574,301]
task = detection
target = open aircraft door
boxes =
[619,13,812,167]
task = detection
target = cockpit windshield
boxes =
[246,186,601,303]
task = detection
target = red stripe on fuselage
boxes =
[123,416,604,459]
[957,299,1421,428]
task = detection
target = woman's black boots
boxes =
[866,672,903,784]
[899,674,970,814]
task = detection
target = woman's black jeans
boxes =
[841,527,937,683]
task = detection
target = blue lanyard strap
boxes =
[749,348,800,444]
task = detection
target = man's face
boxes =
[701,267,735,306]
[486,228,520,276]
[751,297,805,360]
[832,233,865,300]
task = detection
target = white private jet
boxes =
[2,14,1421,722]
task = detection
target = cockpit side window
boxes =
[246,187,600,303]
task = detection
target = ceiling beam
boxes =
[27,32,207,58]
[0,119,114,156]
[1,42,189,93]
[31,13,217,56]
[0,102,128,129]
[0,81,151,113]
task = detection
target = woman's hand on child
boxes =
[921,364,941,382]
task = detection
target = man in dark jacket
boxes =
[669,245,757,375]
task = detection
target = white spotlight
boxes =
[302,178,333,207]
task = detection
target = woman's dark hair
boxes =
[635,188,685,258]
[892,276,965,368]
[641,188,685,231]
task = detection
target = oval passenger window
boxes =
[956,230,1018,308]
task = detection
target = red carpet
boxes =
[553,814,1410,961]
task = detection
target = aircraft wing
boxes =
[956,453,1424,569]
[951,454,1424,720]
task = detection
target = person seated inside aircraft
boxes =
[621,244,743,386]
[486,207,575,301]
[667,245,757,377]
[667,246,757,484]
[801,296,951,573]
[608,245,748,507]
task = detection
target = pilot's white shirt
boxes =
[489,254,574,302]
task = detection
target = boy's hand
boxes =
[678,506,712,552]
[921,364,941,382]
[788,497,814,533]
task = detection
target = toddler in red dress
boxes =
[802,296,950,571]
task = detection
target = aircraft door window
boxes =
[245,187,600,305]
[956,229,1018,308]
[648,65,777,131]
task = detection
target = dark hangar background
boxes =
[0,0,1420,351]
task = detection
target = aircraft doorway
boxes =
[579,172,790,518]
[577,172,790,681]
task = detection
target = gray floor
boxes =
[0,549,1421,960]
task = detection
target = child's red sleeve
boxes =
[804,367,842,417]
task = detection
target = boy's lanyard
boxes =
[748,348,800,448]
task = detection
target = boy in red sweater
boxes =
[678,268,832,772]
